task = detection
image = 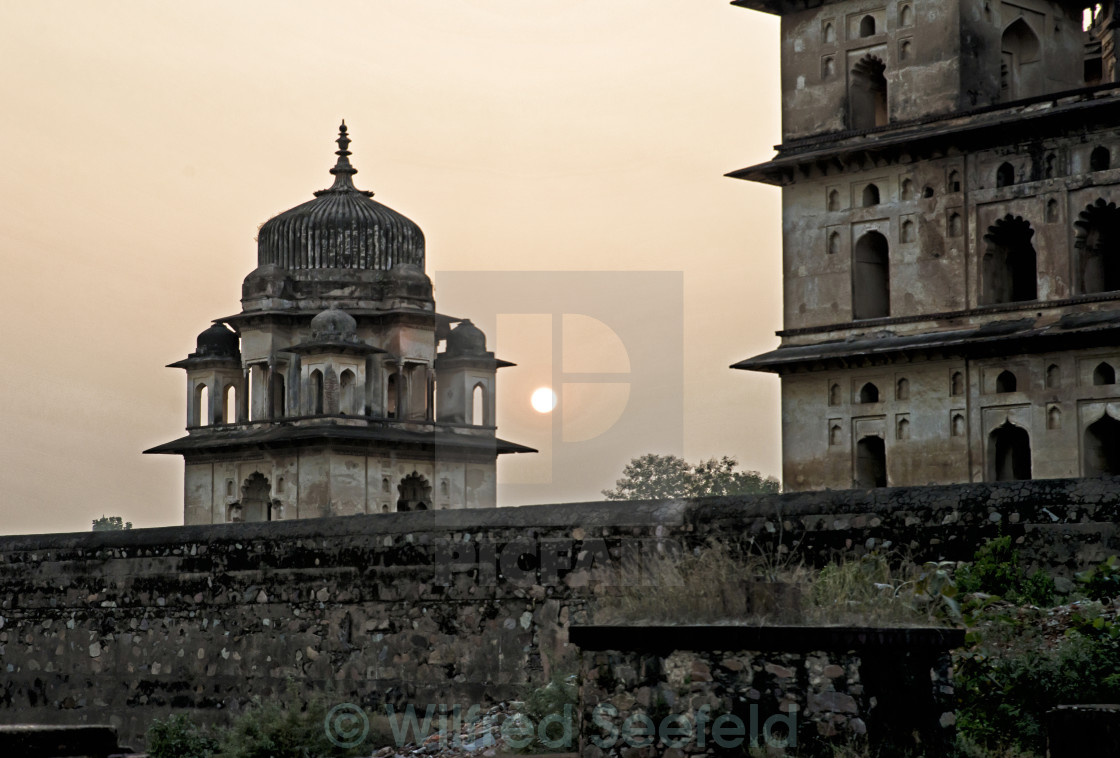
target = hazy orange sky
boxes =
[0,1,782,534]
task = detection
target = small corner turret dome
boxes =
[310,305,357,339]
[446,319,487,356]
[242,263,292,299]
[256,122,425,273]
[196,324,240,358]
[386,262,433,300]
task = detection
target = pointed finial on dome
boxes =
[322,119,372,195]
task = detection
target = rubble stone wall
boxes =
[0,477,1117,747]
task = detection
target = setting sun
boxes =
[530,387,557,413]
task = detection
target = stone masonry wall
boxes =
[0,477,1119,747]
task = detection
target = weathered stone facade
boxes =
[145,124,533,521]
[572,625,962,757]
[1,477,1118,747]
[731,0,1120,490]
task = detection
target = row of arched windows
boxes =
[847,410,1120,489]
[829,362,1119,408]
[192,370,491,427]
[835,197,1120,322]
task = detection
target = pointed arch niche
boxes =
[850,55,888,129]
[1075,199,1120,294]
[982,215,1037,304]
[1085,411,1120,477]
[1000,18,1041,101]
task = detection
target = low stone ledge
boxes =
[571,624,963,757]
[1047,704,1120,757]
[569,624,964,653]
[0,724,132,757]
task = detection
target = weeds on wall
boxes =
[147,693,378,758]
[590,539,959,627]
[951,538,1120,757]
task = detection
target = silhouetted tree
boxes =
[602,454,779,500]
[92,515,132,531]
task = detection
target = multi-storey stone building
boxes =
[146,123,532,523]
[731,1,1120,490]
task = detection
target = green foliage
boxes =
[519,672,579,752]
[1075,554,1120,601]
[147,714,217,758]
[602,454,779,500]
[147,697,369,758]
[92,515,132,531]
[955,625,1120,754]
[215,697,364,758]
[955,536,1055,607]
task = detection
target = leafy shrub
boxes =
[147,714,217,758]
[519,672,579,752]
[955,536,1056,606]
[955,608,1120,754]
[1076,555,1120,601]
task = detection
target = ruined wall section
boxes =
[2,481,1120,746]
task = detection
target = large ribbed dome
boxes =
[256,122,425,272]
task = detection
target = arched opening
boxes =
[271,372,285,419]
[195,383,209,427]
[309,369,324,415]
[829,383,842,406]
[1076,199,1120,293]
[1045,153,1056,178]
[949,213,963,237]
[223,384,237,423]
[862,183,880,207]
[824,22,836,43]
[828,230,840,255]
[1000,18,1041,100]
[340,369,356,414]
[922,186,935,199]
[1091,146,1111,172]
[822,56,835,78]
[900,4,913,27]
[855,436,887,488]
[899,40,911,61]
[1048,406,1062,430]
[850,56,888,129]
[952,414,966,437]
[1085,413,1120,476]
[949,170,961,193]
[397,472,432,512]
[472,383,486,425]
[996,162,1015,188]
[827,189,840,211]
[951,372,965,396]
[853,231,890,319]
[896,378,910,400]
[859,382,880,403]
[830,425,843,446]
[988,422,1032,481]
[859,15,876,37]
[240,472,272,522]
[1046,364,1061,388]
[1094,362,1116,385]
[996,370,1018,393]
[1046,199,1059,223]
[901,178,915,200]
[386,372,398,418]
[982,215,1037,304]
[896,418,910,440]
